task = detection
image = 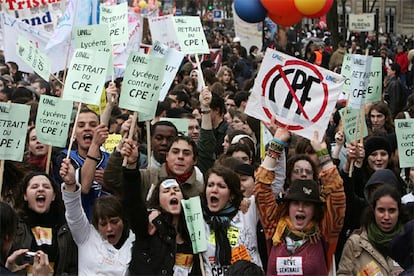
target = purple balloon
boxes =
[234,0,267,23]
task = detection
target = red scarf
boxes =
[27,154,48,172]
[165,163,194,184]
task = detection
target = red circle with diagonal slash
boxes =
[261,59,328,130]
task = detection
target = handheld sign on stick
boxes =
[63,48,110,158]
[347,53,372,176]
[245,49,345,142]
[171,16,209,88]
[181,196,207,276]
[0,102,30,194]
[118,52,166,166]
[36,95,73,173]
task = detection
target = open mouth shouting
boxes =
[207,196,222,212]
[83,134,93,142]
[167,197,181,215]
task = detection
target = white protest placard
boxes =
[348,54,372,110]
[16,35,51,81]
[1,0,64,33]
[100,2,129,45]
[1,12,54,73]
[63,49,110,105]
[36,95,73,148]
[113,11,143,77]
[119,52,165,118]
[232,3,263,52]
[395,119,414,168]
[150,41,185,100]
[148,15,180,50]
[349,13,375,32]
[245,49,345,142]
[172,16,210,54]
[0,102,30,162]
[338,55,382,104]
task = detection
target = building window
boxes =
[385,7,395,33]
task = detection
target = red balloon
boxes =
[307,0,333,18]
[268,11,303,27]
[261,0,298,17]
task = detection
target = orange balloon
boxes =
[268,11,303,27]
[261,0,298,17]
[294,0,326,16]
[307,0,333,18]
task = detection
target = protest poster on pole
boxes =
[16,35,52,81]
[395,119,414,168]
[148,15,180,50]
[113,11,143,79]
[181,196,207,253]
[62,48,110,106]
[100,2,129,45]
[338,54,381,103]
[347,54,373,110]
[340,107,368,143]
[150,41,185,101]
[245,48,345,142]
[0,102,30,162]
[118,52,165,118]
[36,95,73,148]
[74,24,114,76]
[74,24,112,52]
[171,16,210,55]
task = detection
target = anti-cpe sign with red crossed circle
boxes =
[260,59,329,131]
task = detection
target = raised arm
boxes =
[60,158,92,245]
[255,124,290,240]
[310,131,346,269]
[119,138,148,237]
[197,86,216,174]
[80,124,109,194]
[100,82,119,126]
[103,116,136,195]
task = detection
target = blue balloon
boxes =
[234,0,267,23]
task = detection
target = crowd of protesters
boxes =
[0,22,414,275]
